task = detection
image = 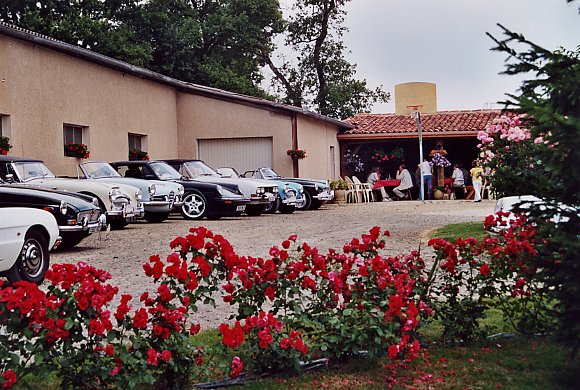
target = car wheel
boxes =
[6,229,50,284]
[264,198,280,214]
[143,211,170,223]
[296,191,312,210]
[59,232,90,250]
[278,203,296,214]
[181,192,207,220]
[245,204,267,216]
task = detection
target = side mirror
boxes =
[5,174,14,183]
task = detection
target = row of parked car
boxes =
[0,155,334,284]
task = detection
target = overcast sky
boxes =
[279,0,580,113]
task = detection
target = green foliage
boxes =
[329,179,347,190]
[265,0,389,118]
[487,21,580,355]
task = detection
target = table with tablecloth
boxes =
[373,179,400,189]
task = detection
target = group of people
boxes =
[367,159,490,202]
[366,164,414,201]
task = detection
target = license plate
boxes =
[236,205,246,212]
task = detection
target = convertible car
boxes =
[0,183,104,249]
[217,167,304,214]
[242,167,333,210]
[110,160,249,220]
[0,207,60,284]
[0,156,142,229]
[164,159,277,216]
[77,161,184,223]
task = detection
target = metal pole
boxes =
[416,112,425,201]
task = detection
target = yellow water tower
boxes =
[394,82,437,115]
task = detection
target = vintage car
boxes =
[164,159,277,216]
[77,161,184,223]
[0,156,143,229]
[492,195,578,232]
[217,167,304,214]
[110,160,250,220]
[0,207,60,284]
[0,183,105,249]
[242,167,333,210]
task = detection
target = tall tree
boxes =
[486,20,580,355]
[0,0,152,66]
[262,0,388,119]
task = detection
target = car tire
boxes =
[6,229,50,284]
[296,191,312,210]
[264,198,280,214]
[278,203,296,214]
[143,211,170,223]
[245,204,267,216]
[59,232,90,250]
[181,191,207,220]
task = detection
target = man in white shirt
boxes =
[419,158,433,200]
[393,164,414,199]
[367,167,391,201]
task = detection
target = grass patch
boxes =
[430,221,488,242]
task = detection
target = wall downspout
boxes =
[292,112,299,177]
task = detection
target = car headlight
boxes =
[92,197,99,207]
[149,184,156,196]
[215,185,224,196]
[178,185,185,195]
[60,200,68,215]
[256,187,265,194]
[135,189,143,201]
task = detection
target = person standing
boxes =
[419,158,433,200]
[394,164,413,199]
[367,166,391,201]
[470,160,484,202]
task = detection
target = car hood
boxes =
[0,184,99,212]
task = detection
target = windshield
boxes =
[149,162,182,180]
[218,167,239,178]
[183,161,220,178]
[13,162,56,181]
[81,162,121,178]
[261,168,281,179]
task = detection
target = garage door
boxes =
[198,137,273,173]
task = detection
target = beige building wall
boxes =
[176,94,296,177]
[0,35,179,176]
[395,82,437,115]
[297,116,340,180]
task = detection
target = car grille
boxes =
[152,190,176,203]
[77,209,101,225]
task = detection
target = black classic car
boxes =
[109,161,249,220]
[242,168,334,210]
[0,183,105,249]
[164,159,278,216]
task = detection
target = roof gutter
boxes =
[337,131,479,140]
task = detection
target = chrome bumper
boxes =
[314,190,334,201]
[59,220,104,232]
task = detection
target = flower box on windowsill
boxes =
[64,143,90,159]
[129,149,149,161]
[0,136,12,155]
[286,149,307,160]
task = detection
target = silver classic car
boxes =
[78,161,184,223]
[0,156,143,229]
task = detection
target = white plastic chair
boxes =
[352,176,374,202]
[344,176,361,203]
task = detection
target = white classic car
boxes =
[164,159,278,216]
[0,156,143,229]
[0,207,60,284]
[77,161,184,223]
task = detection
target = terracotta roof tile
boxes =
[343,110,502,136]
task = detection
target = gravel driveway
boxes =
[51,199,495,328]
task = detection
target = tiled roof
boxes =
[342,110,502,137]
